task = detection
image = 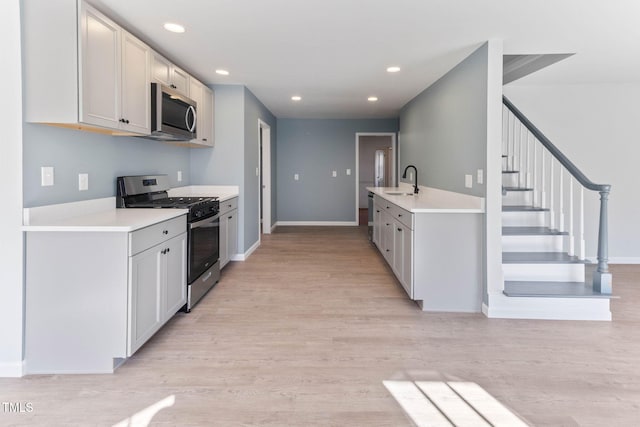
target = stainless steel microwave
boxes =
[146,83,197,141]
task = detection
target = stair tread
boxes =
[503,281,615,299]
[502,252,589,264]
[503,186,534,192]
[503,205,549,212]
[503,226,568,236]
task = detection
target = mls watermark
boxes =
[2,401,34,414]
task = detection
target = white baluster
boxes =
[579,186,585,260]
[514,119,520,176]
[540,149,546,209]
[532,138,538,207]
[558,167,564,233]
[568,176,574,256]
[549,157,555,229]
[524,131,530,188]
[519,123,525,188]
[508,112,514,171]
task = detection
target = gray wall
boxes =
[244,88,277,250]
[276,119,398,222]
[504,83,640,260]
[398,43,489,197]
[23,124,191,207]
[190,84,277,253]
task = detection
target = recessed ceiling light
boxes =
[163,23,185,33]
[291,96,302,101]
[215,69,230,76]
[386,66,401,73]
[368,96,378,102]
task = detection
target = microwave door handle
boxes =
[186,105,197,133]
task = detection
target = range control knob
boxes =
[194,210,203,218]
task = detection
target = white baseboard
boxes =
[484,293,611,321]
[231,239,260,261]
[270,223,277,233]
[275,221,358,226]
[0,360,24,377]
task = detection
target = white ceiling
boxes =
[90,0,640,119]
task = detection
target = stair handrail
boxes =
[502,95,612,293]
[503,96,609,192]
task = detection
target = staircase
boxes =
[496,97,613,321]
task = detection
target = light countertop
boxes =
[367,185,484,213]
[23,197,187,232]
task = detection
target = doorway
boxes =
[258,119,272,236]
[355,133,397,225]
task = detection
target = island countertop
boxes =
[366,185,484,213]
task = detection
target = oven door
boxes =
[187,214,220,283]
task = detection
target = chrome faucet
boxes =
[402,165,419,194]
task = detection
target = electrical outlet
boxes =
[177,171,182,182]
[294,173,299,181]
[332,170,337,177]
[465,174,473,188]
[477,169,483,185]
[346,169,351,176]
[41,166,54,186]
[78,173,88,191]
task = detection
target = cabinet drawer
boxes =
[219,197,238,215]
[391,205,413,229]
[129,215,187,256]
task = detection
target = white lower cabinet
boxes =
[24,214,187,374]
[129,232,186,356]
[372,194,483,312]
[219,197,239,268]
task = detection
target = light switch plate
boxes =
[78,173,88,191]
[294,173,299,181]
[177,171,182,182]
[477,169,483,184]
[346,169,351,176]
[41,166,54,186]
[465,174,473,188]
[332,170,337,177]
[409,172,413,181]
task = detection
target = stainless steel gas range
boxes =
[117,174,220,311]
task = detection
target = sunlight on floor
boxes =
[383,381,529,427]
[112,395,175,427]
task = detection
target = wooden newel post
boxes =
[593,187,612,294]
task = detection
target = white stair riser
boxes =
[502,173,519,187]
[502,235,564,252]
[485,293,611,321]
[503,263,585,282]
[503,191,532,206]
[502,211,546,227]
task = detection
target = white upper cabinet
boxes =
[23,0,151,136]
[152,54,190,97]
[187,78,215,147]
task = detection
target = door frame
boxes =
[258,119,272,236]
[355,132,397,223]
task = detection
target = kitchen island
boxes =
[367,185,485,312]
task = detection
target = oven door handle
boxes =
[189,213,220,229]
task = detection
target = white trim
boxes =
[276,221,357,227]
[258,119,272,235]
[231,239,260,261]
[270,223,277,233]
[0,361,24,378]
[355,132,397,225]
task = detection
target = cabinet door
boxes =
[171,65,190,96]
[188,79,204,143]
[373,203,381,246]
[198,86,214,146]
[381,212,394,265]
[227,209,238,260]
[164,233,187,319]
[79,3,120,129]
[205,87,215,146]
[219,214,229,268]
[401,223,414,297]
[121,31,151,134]
[152,54,171,86]
[129,245,163,356]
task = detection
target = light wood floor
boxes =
[2,226,639,426]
